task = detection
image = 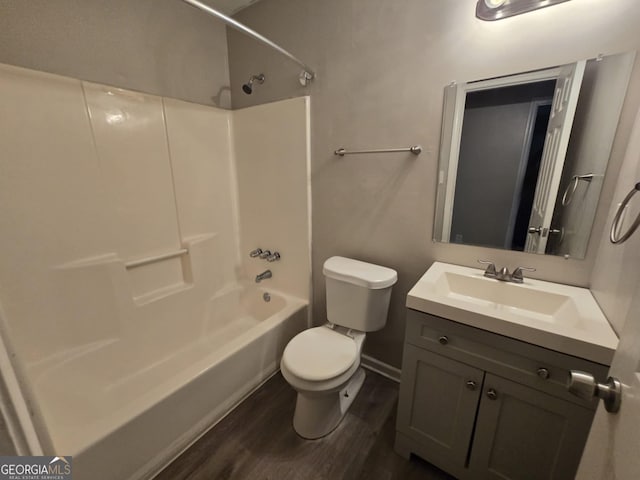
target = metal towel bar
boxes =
[334,145,422,156]
[125,249,188,269]
[610,182,640,244]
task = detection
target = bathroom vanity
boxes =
[395,262,618,480]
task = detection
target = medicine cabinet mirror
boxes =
[433,51,635,258]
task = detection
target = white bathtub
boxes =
[30,285,307,480]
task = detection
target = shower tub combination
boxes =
[30,284,307,480]
[0,17,312,476]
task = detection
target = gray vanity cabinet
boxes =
[396,309,609,480]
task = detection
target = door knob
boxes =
[548,227,565,242]
[438,336,449,345]
[466,380,477,391]
[486,389,498,400]
[528,226,542,235]
[567,370,621,413]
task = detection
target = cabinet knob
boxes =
[438,336,449,345]
[537,368,550,380]
[486,389,498,400]
[466,380,477,391]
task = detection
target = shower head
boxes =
[242,73,265,95]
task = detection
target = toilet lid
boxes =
[282,327,358,381]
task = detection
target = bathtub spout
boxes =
[255,270,272,283]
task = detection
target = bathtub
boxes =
[29,284,307,480]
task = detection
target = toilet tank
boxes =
[323,256,397,332]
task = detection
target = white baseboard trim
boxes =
[361,354,401,383]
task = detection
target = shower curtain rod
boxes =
[179,0,315,84]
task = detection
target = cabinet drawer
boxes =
[405,309,608,408]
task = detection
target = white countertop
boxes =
[406,262,618,365]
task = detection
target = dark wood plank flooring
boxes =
[156,370,454,480]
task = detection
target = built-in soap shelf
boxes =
[124,248,189,270]
[55,233,219,306]
[126,249,190,304]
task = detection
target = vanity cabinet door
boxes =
[469,373,593,480]
[397,345,484,474]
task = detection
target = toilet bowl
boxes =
[281,256,397,439]
[281,325,366,439]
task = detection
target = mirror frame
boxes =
[433,52,636,258]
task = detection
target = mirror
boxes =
[433,51,635,258]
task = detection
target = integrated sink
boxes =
[434,271,581,326]
[407,262,618,364]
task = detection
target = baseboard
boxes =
[361,354,401,383]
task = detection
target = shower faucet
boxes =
[242,73,265,95]
[255,270,272,283]
[266,252,280,262]
[249,248,280,261]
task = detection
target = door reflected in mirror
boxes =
[433,51,635,259]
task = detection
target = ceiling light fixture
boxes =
[476,0,572,21]
[484,0,507,8]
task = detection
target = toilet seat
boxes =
[282,326,357,382]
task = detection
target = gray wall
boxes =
[228,0,640,368]
[0,0,231,107]
[590,96,640,335]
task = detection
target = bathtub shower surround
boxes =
[234,98,312,301]
[0,63,311,479]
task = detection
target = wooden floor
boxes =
[156,370,455,480]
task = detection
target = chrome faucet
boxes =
[478,260,535,284]
[255,270,272,283]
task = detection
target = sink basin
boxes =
[434,271,581,326]
[407,262,618,364]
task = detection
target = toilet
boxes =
[280,256,397,439]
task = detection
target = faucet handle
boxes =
[266,252,280,262]
[249,248,263,258]
[512,266,536,283]
[478,260,497,278]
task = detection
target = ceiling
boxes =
[207,0,262,15]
